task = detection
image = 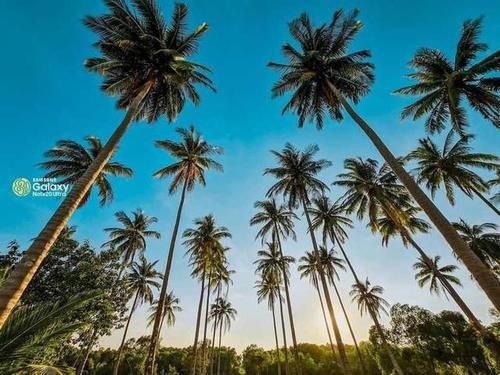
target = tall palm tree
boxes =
[319,247,367,373]
[336,157,491,339]
[395,17,500,135]
[209,298,237,375]
[38,136,133,207]
[350,279,403,375]
[414,256,462,296]
[265,143,352,373]
[147,291,182,331]
[453,220,500,275]
[103,209,161,279]
[113,257,161,375]
[254,242,293,375]
[146,128,223,370]
[297,251,337,361]
[249,199,301,371]
[256,272,283,375]
[0,0,214,327]
[268,9,500,310]
[408,133,499,215]
[183,215,231,375]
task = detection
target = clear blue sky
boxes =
[1,0,499,351]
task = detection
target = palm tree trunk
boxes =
[470,187,500,216]
[313,273,338,363]
[274,228,302,375]
[113,290,139,375]
[0,81,154,328]
[271,302,282,375]
[217,319,223,375]
[301,193,351,374]
[330,277,367,374]
[368,308,404,375]
[327,81,500,310]
[145,178,189,375]
[278,290,290,375]
[209,287,221,375]
[75,328,99,375]
[201,271,213,375]
[329,231,361,285]
[191,268,207,375]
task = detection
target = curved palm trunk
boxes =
[201,272,213,375]
[216,319,223,375]
[209,286,222,375]
[113,290,139,375]
[330,231,361,285]
[470,187,500,216]
[301,193,351,374]
[274,228,302,375]
[278,290,291,375]
[328,81,500,310]
[330,277,367,374]
[0,82,153,328]
[271,301,282,375]
[313,273,338,363]
[368,308,403,375]
[145,178,189,374]
[191,269,207,375]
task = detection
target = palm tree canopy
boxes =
[250,198,298,243]
[103,209,160,266]
[413,256,462,296]
[308,195,353,246]
[126,257,162,310]
[408,132,499,204]
[154,126,223,193]
[254,242,295,281]
[334,157,413,231]
[255,272,281,310]
[210,297,237,332]
[265,143,331,208]
[395,17,500,135]
[38,136,133,206]
[147,291,182,327]
[452,219,500,268]
[85,0,214,122]
[268,9,374,128]
[350,278,389,318]
[298,248,344,286]
[319,246,346,282]
[489,170,500,203]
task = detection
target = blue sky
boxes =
[1,0,499,351]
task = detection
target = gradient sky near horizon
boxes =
[1,0,499,352]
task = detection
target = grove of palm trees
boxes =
[0,0,499,374]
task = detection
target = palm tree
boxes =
[209,298,237,375]
[256,272,283,375]
[336,157,491,339]
[268,9,500,310]
[489,170,500,204]
[249,199,301,371]
[395,17,500,135]
[453,220,500,276]
[103,209,161,280]
[147,291,182,331]
[265,143,351,373]
[0,0,215,327]
[183,215,231,375]
[350,279,403,375]
[408,133,499,215]
[38,136,133,206]
[146,128,223,370]
[254,242,293,375]
[297,251,337,361]
[414,256,462,296]
[113,257,161,375]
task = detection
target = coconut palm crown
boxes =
[250,199,298,243]
[84,0,214,122]
[414,256,462,296]
[395,17,500,135]
[269,9,374,128]
[38,136,133,206]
